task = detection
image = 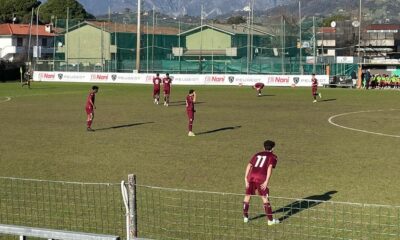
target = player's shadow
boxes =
[258,94,275,97]
[169,101,206,106]
[95,122,154,131]
[196,125,242,135]
[249,191,337,222]
[320,98,337,102]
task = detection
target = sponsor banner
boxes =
[336,56,354,64]
[33,71,328,86]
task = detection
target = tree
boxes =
[40,0,95,24]
[0,0,40,23]
[227,16,247,24]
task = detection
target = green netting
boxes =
[34,17,359,77]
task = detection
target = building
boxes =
[57,21,179,72]
[361,24,400,58]
[0,23,56,62]
[176,23,275,60]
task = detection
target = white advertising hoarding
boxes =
[33,71,329,87]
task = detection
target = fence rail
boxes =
[0,176,399,240]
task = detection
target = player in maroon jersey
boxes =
[85,86,99,131]
[243,140,280,225]
[253,82,265,96]
[311,74,322,103]
[153,73,161,104]
[162,73,172,106]
[186,89,196,136]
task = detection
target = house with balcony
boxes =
[0,23,56,62]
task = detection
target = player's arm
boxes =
[193,91,196,102]
[261,164,273,190]
[244,163,252,188]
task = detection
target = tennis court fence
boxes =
[0,175,399,239]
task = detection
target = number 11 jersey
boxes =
[248,151,278,183]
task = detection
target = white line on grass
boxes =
[328,109,400,138]
[0,97,11,103]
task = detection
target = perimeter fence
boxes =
[0,176,399,240]
[0,177,126,239]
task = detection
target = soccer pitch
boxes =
[1,82,400,239]
[1,82,400,204]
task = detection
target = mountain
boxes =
[74,0,284,17]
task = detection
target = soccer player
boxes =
[243,140,280,226]
[21,69,32,88]
[153,73,161,104]
[253,82,265,96]
[311,74,322,103]
[162,73,172,106]
[186,89,196,136]
[85,86,99,131]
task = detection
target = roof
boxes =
[0,24,56,37]
[67,21,179,35]
[366,24,400,31]
[178,24,275,37]
[318,27,336,34]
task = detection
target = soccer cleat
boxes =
[87,127,95,132]
[318,93,322,98]
[154,99,157,104]
[267,219,280,226]
[313,100,317,103]
[188,131,196,136]
[244,217,249,223]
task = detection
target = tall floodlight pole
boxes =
[246,1,251,74]
[250,0,254,62]
[358,0,362,63]
[299,0,302,74]
[35,4,43,71]
[313,16,316,73]
[27,8,34,66]
[136,0,141,72]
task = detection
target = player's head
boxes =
[166,73,169,77]
[156,73,159,76]
[92,85,99,93]
[312,73,315,76]
[264,140,275,151]
[189,89,195,95]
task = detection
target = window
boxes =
[42,38,48,47]
[17,38,23,47]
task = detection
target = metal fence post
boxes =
[128,174,137,239]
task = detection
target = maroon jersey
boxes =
[86,92,95,110]
[163,77,172,91]
[312,77,318,88]
[186,94,195,112]
[255,82,264,89]
[153,77,161,90]
[248,151,277,183]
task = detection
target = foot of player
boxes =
[188,131,195,137]
[243,217,280,225]
[87,127,95,132]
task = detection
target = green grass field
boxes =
[1,82,400,205]
[1,82,400,239]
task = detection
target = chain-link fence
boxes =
[0,177,126,239]
[32,1,364,77]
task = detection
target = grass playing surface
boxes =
[0,81,400,207]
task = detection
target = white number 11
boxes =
[254,156,267,168]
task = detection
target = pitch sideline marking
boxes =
[328,109,400,138]
[0,97,11,103]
